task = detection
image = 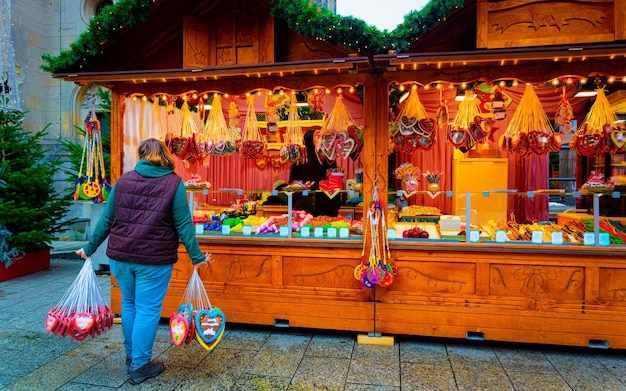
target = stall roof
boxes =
[55,56,371,85]
[47,0,626,88]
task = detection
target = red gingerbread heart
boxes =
[448,128,468,149]
[169,313,189,347]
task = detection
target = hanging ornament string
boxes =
[241,94,266,159]
[280,101,304,164]
[73,129,89,201]
[80,103,103,201]
[353,175,396,288]
[316,94,360,162]
[571,88,624,156]
[500,84,559,157]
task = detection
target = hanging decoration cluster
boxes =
[74,104,111,202]
[570,88,625,156]
[499,84,561,157]
[315,94,363,162]
[447,91,493,153]
[354,183,396,288]
[390,88,436,154]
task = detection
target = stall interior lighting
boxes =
[574,91,598,97]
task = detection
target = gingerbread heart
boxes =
[213,141,227,156]
[448,128,468,148]
[459,136,476,153]
[318,130,337,161]
[419,132,436,151]
[195,308,226,344]
[169,313,189,347]
[611,129,626,149]
[405,135,420,151]
[469,123,487,143]
[399,115,417,135]
[45,312,58,333]
[195,321,225,351]
[550,133,563,152]
[417,118,435,135]
[170,137,189,157]
[185,315,196,345]
[529,131,551,156]
[400,115,417,128]
[578,133,603,157]
[74,313,95,332]
[335,132,355,159]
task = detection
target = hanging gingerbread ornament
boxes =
[499,84,559,157]
[392,87,435,154]
[570,88,623,156]
[316,93,361,163]
[448,91,493,153]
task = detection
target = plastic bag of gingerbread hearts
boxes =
[169,266,226,352]
[45,258,114,341]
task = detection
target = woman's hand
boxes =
[194,251,212,269]
[75,248,88,259]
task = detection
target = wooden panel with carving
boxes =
[183,14,209,68]
[386,261,476,296]
[210,10,266,66]
[283,256,364,291]
[599,268,626,305]
[489,264,584,300]
[478,0,616,49]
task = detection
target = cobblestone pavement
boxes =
[1,257,626,390]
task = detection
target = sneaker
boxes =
[129,361,165,385]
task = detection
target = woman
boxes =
[76,138,207,385]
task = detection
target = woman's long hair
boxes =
[138,138,176,169]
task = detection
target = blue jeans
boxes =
[110,259,173,368]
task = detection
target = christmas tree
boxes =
[0,110,71,264]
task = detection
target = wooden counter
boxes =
[110,237,626,349]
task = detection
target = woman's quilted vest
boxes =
[106,171,182,265]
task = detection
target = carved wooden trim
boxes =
[183,14,209,68]
[478,0,616,49]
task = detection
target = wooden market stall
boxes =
[48,0,626,349]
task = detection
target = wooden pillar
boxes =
[362,73,389,213]
[110,89,122,183]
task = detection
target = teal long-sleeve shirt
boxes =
[83,160,205,265]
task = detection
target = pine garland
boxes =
[42,0,464,74]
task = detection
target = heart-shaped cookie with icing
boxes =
[195,307,226,344]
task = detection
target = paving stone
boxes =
[401,362,457,391]
[305,332,354,358]
[507,371,573,391]
[494,346,558,374]
[288,355,349,390]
